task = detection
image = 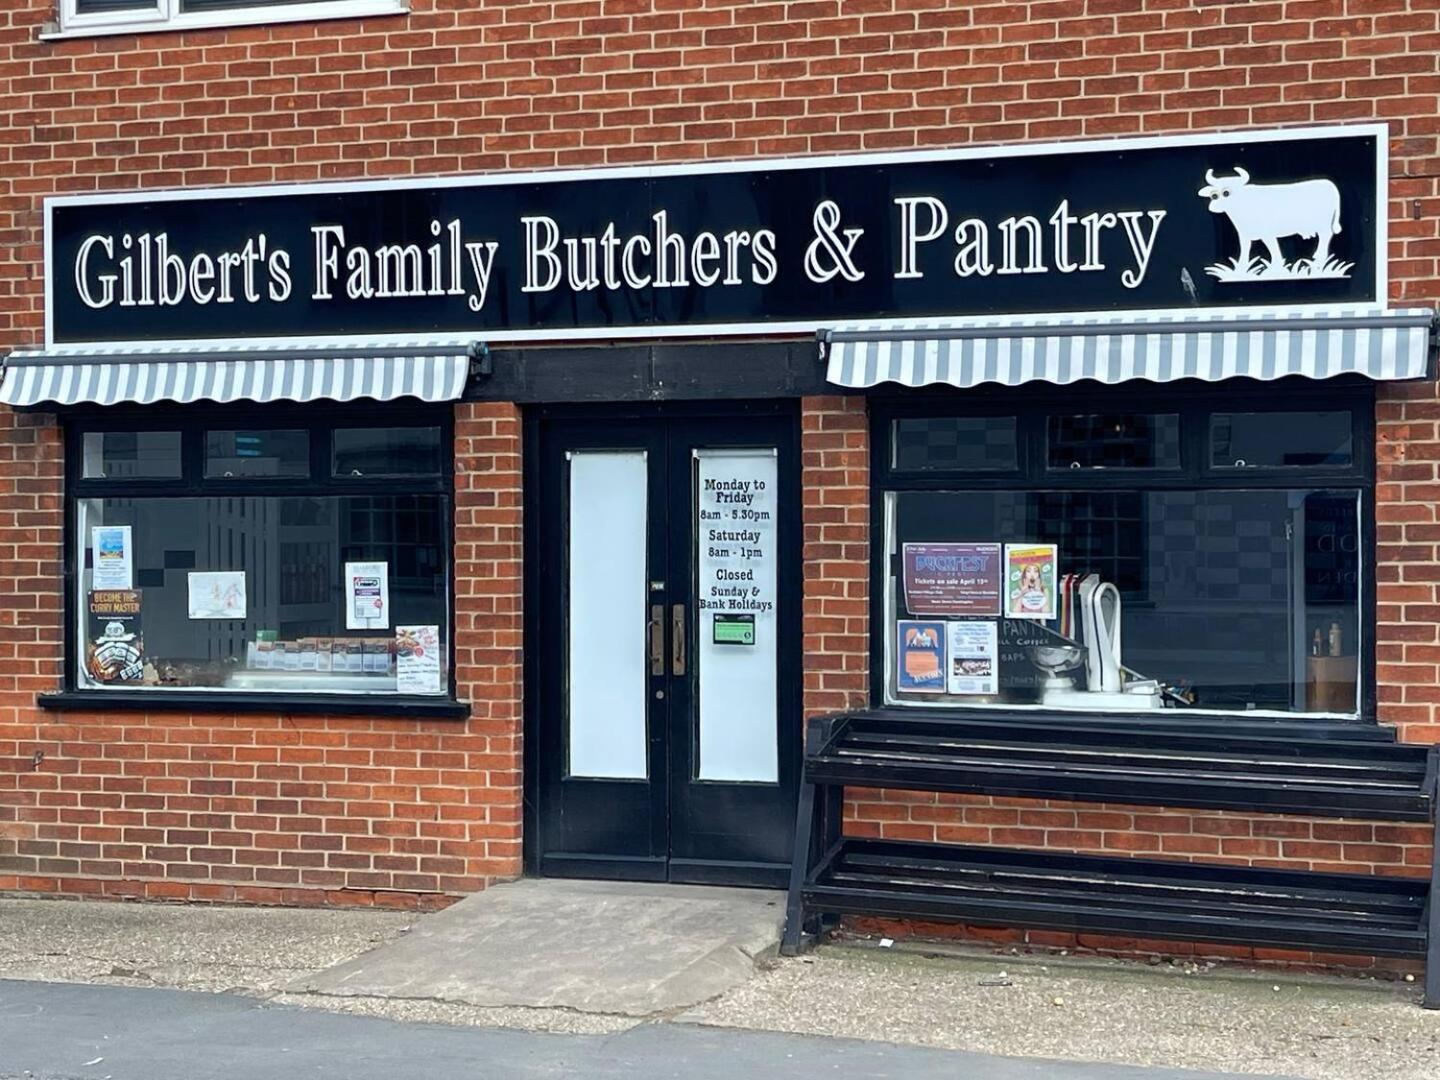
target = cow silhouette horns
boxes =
[1204,167,1250,185]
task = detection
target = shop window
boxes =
[1210,411,1353,469]
[333,427,443,477]
[892,417,1018,472]
[879,398,1370,718]
[81,431,182,479]
[57,0,406,38]
[69,413,451,699]
[1048,413,1181,470]
[205,429,310,478]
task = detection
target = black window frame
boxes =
[870,375,1378,723]
[49,401,464,718]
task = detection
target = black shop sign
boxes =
[46,123,1385,346]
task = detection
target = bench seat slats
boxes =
[804,839,1429,959]
[808,711,1434,820]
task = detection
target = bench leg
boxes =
[781,780,819,956]
[1426,830,1440,1009]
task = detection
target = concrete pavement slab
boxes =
[0,979,1271,1080]
[289,878,784,1017]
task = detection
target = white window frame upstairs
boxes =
[49,0,408,40]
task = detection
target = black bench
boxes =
[782,709,1440,1007]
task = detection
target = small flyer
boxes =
[396,625,441,694]
[91,525,134,590]
[1005,544,1058,620]
[947,620,999,696]
[345,561,390,630]
[188,571,247,619]
[86,589,143,684]
[896,619,946,692]
[902,542,1003,616]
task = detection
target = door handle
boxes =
[671,603,686,676]
[649,604,665,676]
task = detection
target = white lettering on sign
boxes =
[893,196,1167,289]
[695,448,778,784]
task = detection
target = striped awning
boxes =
[823,308,1435,390]
[0,342,478,408]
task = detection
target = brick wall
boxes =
[0,403,523,907]
[2,1,1439,348]
[3,2,1440,911]
[800,396,868,721]
[1377,380,1440,745]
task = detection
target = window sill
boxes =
[41,1,407,42]
[37,690,470,720]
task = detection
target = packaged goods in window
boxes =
[86,590,143,685]
[337,639,363,673]
[903,542,1002,616]
[897,620,946,692]
[362,638,392,674]
[248,631,278,670]
[1004,544,1057,619]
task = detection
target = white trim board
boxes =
[45,0,408,41]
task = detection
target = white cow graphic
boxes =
[1198,167,1351,281]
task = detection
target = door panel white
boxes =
[567,450,649,779]
[694,448,779,783]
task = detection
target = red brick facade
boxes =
[1,2,1438,930]
[800,396,869,721]
[0,402,523,907]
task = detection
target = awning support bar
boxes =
[3,341,488,367]
[820,311,1436,349]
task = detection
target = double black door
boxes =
[528,406,800,888]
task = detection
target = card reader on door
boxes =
[713,613,756,645]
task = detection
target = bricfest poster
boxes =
[902,542,1002,616]
[86,589,143,684]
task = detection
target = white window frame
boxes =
[48,0,408,40]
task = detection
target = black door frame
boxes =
[521,398,804,883]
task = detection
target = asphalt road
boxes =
[0,979,1264,1080]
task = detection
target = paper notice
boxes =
[345,561,390,630]
[91,525,134,590]
[396,625,442,694]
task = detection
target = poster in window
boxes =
[86,589,143,684]
[91,525,133,590]
[903,542,1003,616]
[395,625,441,694]
[1005,544,1058,619]
[897,619,946,692]
[946,620,998,696]
[345,561,390,630]
[187,571,247,619]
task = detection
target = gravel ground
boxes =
[688,942,1440,1080]
[4,896,1440,1078]
[0,897,410,996]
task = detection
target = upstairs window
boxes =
[56,0,406,38]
